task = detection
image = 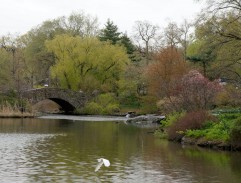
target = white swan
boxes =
[95,158,110,172]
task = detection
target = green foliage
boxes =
[120,33,136,55]
[140,95,159,114]
[83,102,103,114]
[20,11,100,89]
[167,110,215,142]
[0,48,12,90]
[119,94,140,109]
[186,113,241,142]
[0,91,32,112]
[83,93,120,115]
[46,34,129,93]
[118,77,140,108]
[186,122,229,142]
[161,112,185,128]
[99,19,121,44]
[155,112,185,139]
[230,116,241,146]
[99,20,137,62]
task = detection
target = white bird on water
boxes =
[95,158,110,172]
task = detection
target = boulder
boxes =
[125,114,165,127]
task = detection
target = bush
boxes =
[215,85,241,108]
[83,102,103,114]
[230,116,241,147]
[82,93,120,115]
[167,110,215,142]
[119,94,141,109]
[155,112,184,139]
[157,97,183,113]
[140,95,158,114]
[161,112,185,128]
[186,113,240,142]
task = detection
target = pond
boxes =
[0,115,241,182]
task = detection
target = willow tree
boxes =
[46,34,129,93]
[21,11,100,88]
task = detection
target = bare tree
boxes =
[133,20,160,64]
[178,20,194,60]
[200,0,241,14]
[0,34,23,92]
[164,22,181,48]
[60,11,100,37]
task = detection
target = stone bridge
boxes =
[21,88,87,113]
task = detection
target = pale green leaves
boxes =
[46,34,129,92]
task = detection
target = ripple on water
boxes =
[0,133,56,182]
[0,118,241,183]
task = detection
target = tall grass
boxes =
[0,101,33,117]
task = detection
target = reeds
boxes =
[0,101,34,118]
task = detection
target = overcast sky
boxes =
[0,0,205,36]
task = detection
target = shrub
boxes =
[186,112,240,142]
[156,112,184,139]
[103,103,120,115]
[119,94,141,109]
[140,95,158,114]
[167,110,216,142]
[157,97,183,113]
[161,112,185,128]
[215,85,241,108]
[82,93,120,115]
[83,102,103,114]
[230,116,241,147]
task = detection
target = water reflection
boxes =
[0,118,240,182]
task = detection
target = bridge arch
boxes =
[21,88,87,113]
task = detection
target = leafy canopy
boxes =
[46,34,129,92]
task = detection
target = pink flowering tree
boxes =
[173,70,223,111]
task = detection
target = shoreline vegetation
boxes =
[0,106,34,118]
[154,109,241,152]
[0,99,35,118]
[1,92,240,152]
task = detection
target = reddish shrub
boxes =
[167,110,216,142]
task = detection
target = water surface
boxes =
[0,116,240,182]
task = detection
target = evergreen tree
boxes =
[99,19,121,44]
[120,33,135,55]
[120,33,140,62]
[99,19,139,62]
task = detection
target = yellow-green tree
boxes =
[0,48,12,91]
[46,34,129,93]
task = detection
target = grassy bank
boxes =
[155,109,241,151]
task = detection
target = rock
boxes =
[125,114,165,128]
[125,111,136,118]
